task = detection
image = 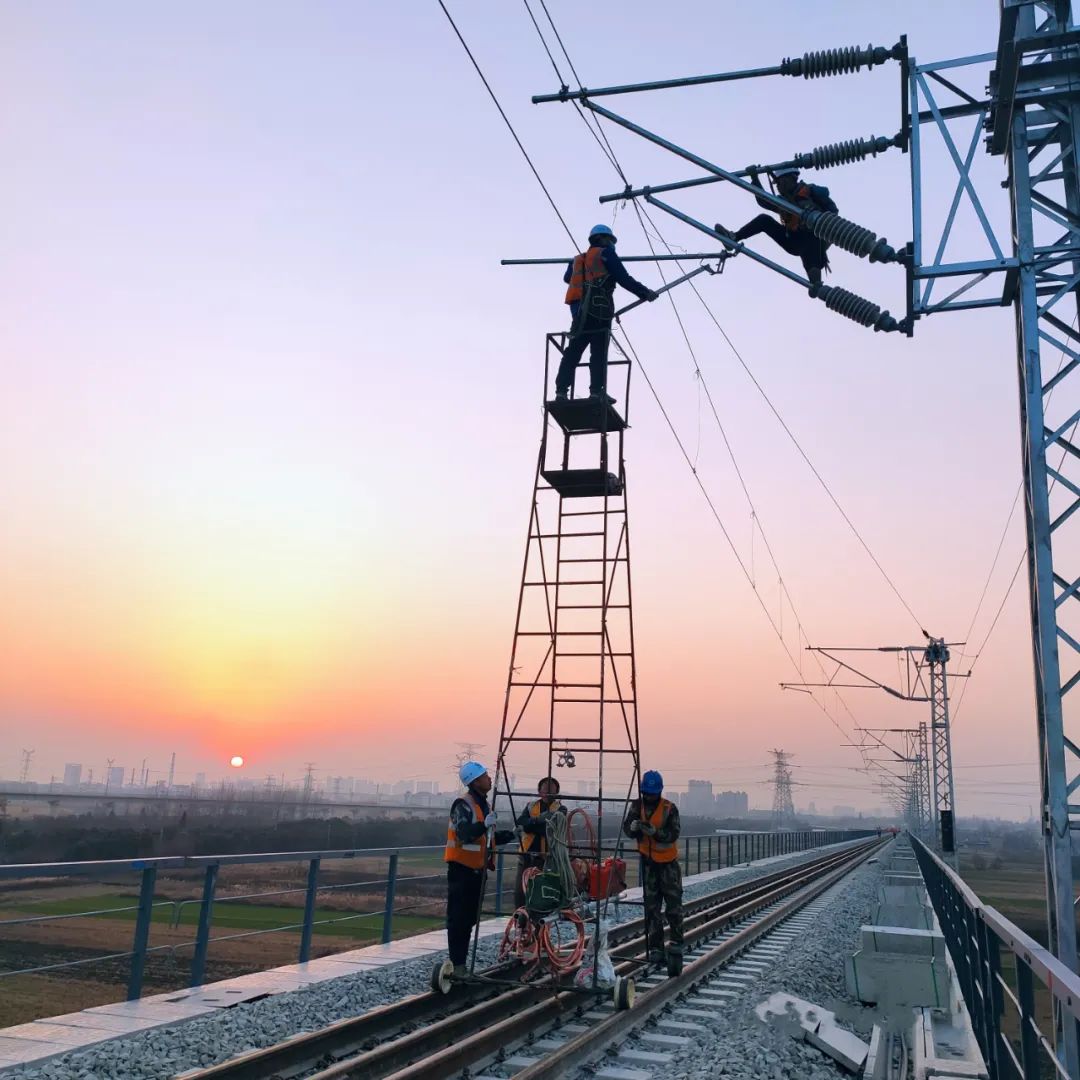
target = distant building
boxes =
[63,763,82,787]
[832,805,857,818]
[391,780,415,796]
[106,766,125,790]
[715,790,749,817]
[194,772,206,789]
[685,780,714,817]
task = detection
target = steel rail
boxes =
[182,839,882,1080]
[306,839,885,1080]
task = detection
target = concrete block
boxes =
[806,1019,870,1073]
[873,902,934,929]
[595,1069,651,1080]
[864,1025,886,1080]
[861,925,946,958]
[911,1007,988,1079]
[881,884,928,906]
[754,991,834,1039]
[846,952,950,1008]
[617,1049,673,1065]
[640,1032,691,1047]
[656,1019,707,1033]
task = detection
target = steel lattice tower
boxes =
[494,335,641,872]
[769,749,796,830]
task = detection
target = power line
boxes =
[438,0,577,249]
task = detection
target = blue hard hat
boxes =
[589,223,617,243]
[641,770,664,795]
[458,761,488,787]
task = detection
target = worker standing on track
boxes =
[514,776,567,909]
[623,769,684,967]
[444,761,515,976]
[556,224,658,404]
[714,166,837,287]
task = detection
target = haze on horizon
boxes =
[0,1,1042,820]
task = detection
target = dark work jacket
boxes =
[622,797,681,845]
[563,245,652,319]
[449,790,515,871]
[753,178,837,228]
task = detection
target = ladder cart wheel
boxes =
[613,975,636,1011]
[431,958,454,995]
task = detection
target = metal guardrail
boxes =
[0,828,874,1005]
[911,833,1080,1079]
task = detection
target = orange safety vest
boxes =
[564,246,609,305]
[520,799,562,854]
[779,183,814,232]
[444,794,487,869]
[637,798,678,863]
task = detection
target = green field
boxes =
[9,894,442,941]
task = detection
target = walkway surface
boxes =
[0,839,865,1071]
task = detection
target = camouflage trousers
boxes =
[642,858,683,954]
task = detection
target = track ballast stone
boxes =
[0,841,870,1080]
[587,851,887,1080]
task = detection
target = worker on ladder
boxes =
[556,224,658,404]
[623,769,684,972]
[514,775,567,910]
[444,761,515,976]
[715,166,837,287]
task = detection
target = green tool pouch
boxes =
[525,869,567,915]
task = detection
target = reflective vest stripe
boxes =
[637,798,678,863]
[564,247,609,304]
[445,795,487,868]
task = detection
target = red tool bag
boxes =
[587,857,627,900]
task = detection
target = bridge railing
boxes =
[910,834,1080,1079]
[0,828,872,1008]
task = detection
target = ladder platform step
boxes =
[542,469,623,498]
[546,397,627,434]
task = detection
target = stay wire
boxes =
[438,0,578,250]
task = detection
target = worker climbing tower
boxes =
[494,332,641,869]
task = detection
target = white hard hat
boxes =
[459,761,488,786]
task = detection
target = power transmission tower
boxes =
[104,758,115,795]
[769,749,795,830]
[783,638,963,858]
[453,742,485,786]
[529,8,1080,1057]
[18,749,34,784]
[302,763,316,802]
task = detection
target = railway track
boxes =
[183,838,887,1080]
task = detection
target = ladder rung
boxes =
[556,603,630,610]
[555,652,633,658]
[558,557,627,564]
[532,531,605,539]
[524,580,602,586]
[560,508,626,518]
[554,696,636,703]
[519,631,600,637]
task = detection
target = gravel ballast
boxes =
[0,840,874,1080]
[584,844,891,1080]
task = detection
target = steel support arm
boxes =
[500,253,726,266]
[614,262,717,317]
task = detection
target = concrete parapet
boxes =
[872,902,934,929]
[845,950,951,1008]
[861,925,945,958]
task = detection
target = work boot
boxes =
[648,949,665,966]
[554,389,568,402]
[713,222,736,242]
[589,390,616,405]
[807,266,823,289]
[452,963,469,978]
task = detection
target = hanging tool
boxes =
[614,261,719,319]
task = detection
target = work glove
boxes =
[645,289,660,302]
[484,812,498,828]
[627,820,642,835]
[639,822,657,837]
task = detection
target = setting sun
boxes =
[229,755,244,768]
